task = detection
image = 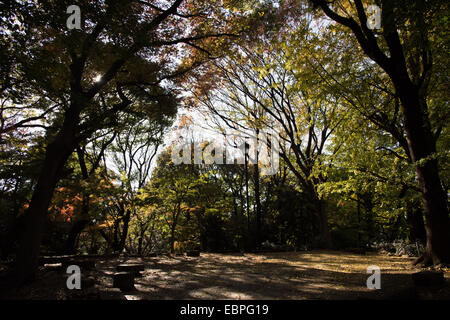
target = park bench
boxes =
[116,263,145,277]
[112,272,135,292]
[186,250,201,257]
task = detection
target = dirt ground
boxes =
[2,250,450,300]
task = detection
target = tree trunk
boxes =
[254,152,262,249]
[118,209,131,253]
[378,1,449,266]
[170,226,176,254]
[64,191,90,254]
[11,98,82,285]
[200,232,208,252]
[312,0,450,266]
[406,206,426,245]
[244,148,250,238]
[314,196,331,248]
[137,233,144,256]
[396,85,450,265]
[64,219,89,254]
[13,131,77,284]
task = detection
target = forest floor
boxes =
[1,250,450,300]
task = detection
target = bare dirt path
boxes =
[2,251,450,300]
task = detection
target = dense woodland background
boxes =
[0,0,448,287]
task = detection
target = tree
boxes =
[191,39,344,247]
[2,0,248,284]
[308,0,449,265]
[319,104,425,247]
[146,147,201,253]
[60,131,117,254]
[99,105,174,253]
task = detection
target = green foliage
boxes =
[1,0,448,260]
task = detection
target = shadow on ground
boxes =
[1,251,449,300]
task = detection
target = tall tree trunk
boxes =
[254,149,262,249]
[312,0,450,266]
[64,191,90,254]
[14,130,78,284]
[137,236,143,256]
[379,1,449,266]
[118,209,131,253]
[64,219,89,254]
[170,225,176,254]
[12,99,81,284]
[244,148,250,238]
[200,232,208,252]
[396,84,450,265]
[406,206,426,245]
[357,194,361,248]
[314,197,331,248]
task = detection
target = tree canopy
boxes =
[0,0,448,289]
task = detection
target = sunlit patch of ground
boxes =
[96,251,450,300]
[2,251,450,300]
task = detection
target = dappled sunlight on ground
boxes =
[94,251,446,300]
[2,251,449,300]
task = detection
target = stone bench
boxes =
[44,263,64,272]
[39,255,74,265]
[40,256,97,271]
[113,272,135,292]
[45,261,96,273]
[99,288,127,300]
[62,273,96,289]
[412,270,444,287]
[62,259,97,271]
[116,264,145,277]
[186,250,200,257]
